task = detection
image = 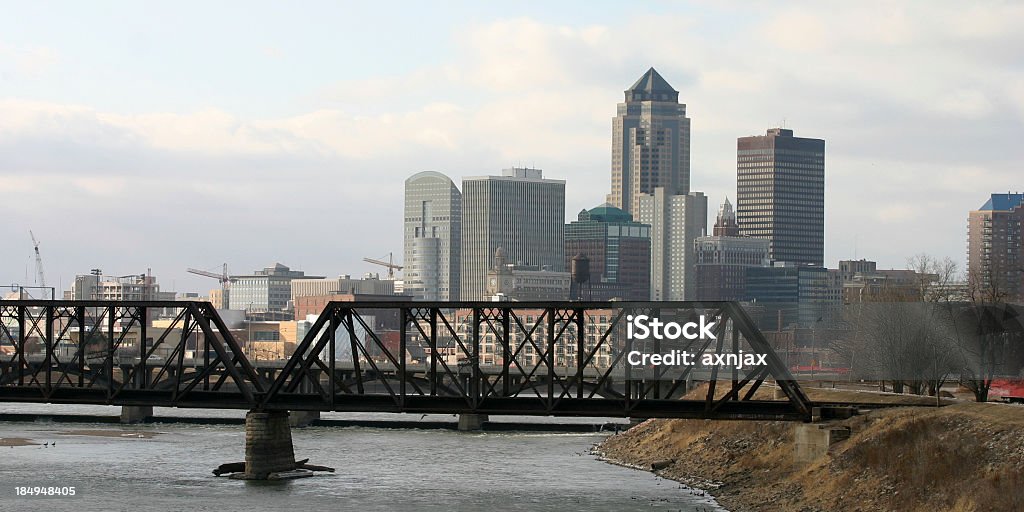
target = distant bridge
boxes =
[0,300,816,421]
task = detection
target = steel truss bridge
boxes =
[0,301,816,421]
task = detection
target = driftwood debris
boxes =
[213,458,335,476]
[213,462,246,476]
[296,462,335,472]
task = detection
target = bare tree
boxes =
[836,302,959,394]
[949,267,1024,402]
[907,254,963,394]
[906,253,959,303]
[831,254,963,394]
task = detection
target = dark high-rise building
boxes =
[736,128,825,266]
[564,204,651,300]
[968,193,1024,302]
[608,67,691,216]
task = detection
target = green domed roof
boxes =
[581,203,633,223]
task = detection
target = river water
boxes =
[0,405,724,512]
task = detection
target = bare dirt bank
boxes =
[0,437,37,446]
[597,394,1024,512]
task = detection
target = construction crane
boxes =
[29,230,45,291]
[187,264,230,294]
[362,253,403,280]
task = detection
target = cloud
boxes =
[72,177,128,197]
[931,90,994,120]
[1,4,1023,292]
[875,205,920,224]
[0,42,58,78]
[261,46,285,60]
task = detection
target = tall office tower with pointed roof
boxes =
[737,128,825,266]
[404,171,462,301]
[608,67,691,216]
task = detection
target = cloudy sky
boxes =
[2,1,1022,295]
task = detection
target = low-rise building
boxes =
[290,274,397,306]
[485,247,570,301]
[229,263,322,318]
[237,321,300,361]
[746,262,842,328]
[64,271,173,301]
[294,293,411,325]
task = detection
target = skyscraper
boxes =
[608,67,691,216]
[968,193,1024,302]
[736,128,825,266]
[637,188,707,300]
[403,171,462,301]
[694,197,770,301]
[460,168,565,301]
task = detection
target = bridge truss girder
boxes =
[0,301,811,421]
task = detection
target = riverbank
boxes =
[597,391,1024,512]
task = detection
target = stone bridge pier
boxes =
[242,410,296,479]
[120,406,153,424]
[457,413,488,431]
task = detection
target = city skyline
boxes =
[2,2,1023,293]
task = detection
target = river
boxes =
[0,404,723,511]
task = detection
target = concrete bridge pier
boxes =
[120,406,153,424]
[794,423,850,463]
[289,410,320,427]
[458,413,488,431]
[243,410,296,479]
